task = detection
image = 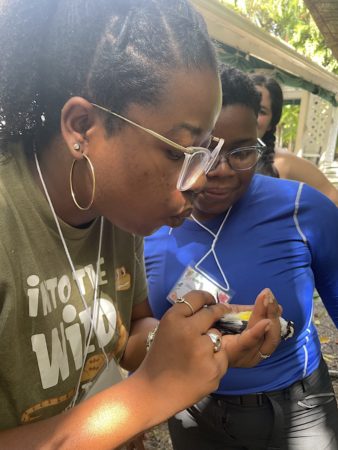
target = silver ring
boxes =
[207,332,222,353]
[258,351,271,360]
[176,297,195,316]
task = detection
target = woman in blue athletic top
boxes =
[145,65,338,449]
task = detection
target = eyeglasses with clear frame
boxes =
[207,138,265,172]
[91,103,224,191]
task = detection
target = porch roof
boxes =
[304,0,338,61]
[190,0,338,104]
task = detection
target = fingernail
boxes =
[265,323,271,332]
[264,290,274,306]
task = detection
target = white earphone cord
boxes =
[34,150,109,407]
[191,207,232,291]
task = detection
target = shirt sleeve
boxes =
[299,183,338,327]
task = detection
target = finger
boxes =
[265,290,281,319]
[247,288,278,328]
[207,330,229,374]
[170,290,231,320]
[171,290,217,317]
[205,327,223,351]
[221,319,271,368]
[167,300,231,335]
[174,297,195,316]
[212,347,229,376]
[257,291,282,356]
[235,318,271,351]
[187,302,233,333]
[207,327,223,336]
[259,316,281,357]
[204,328,223,354]
[227,304,254,314]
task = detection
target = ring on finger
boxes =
[175,297,195,316]
[258,350,271,360]
[207,332,222,353]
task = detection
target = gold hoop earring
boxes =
[69,154,96,211]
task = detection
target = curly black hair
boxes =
[219,64,261,115]
[250,74,284,177]
[0,0,217,147]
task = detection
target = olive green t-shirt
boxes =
[0,144,148,429]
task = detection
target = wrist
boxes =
[125,370,174,430]
[146,324,159,352]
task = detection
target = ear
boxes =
[61,97,98,159]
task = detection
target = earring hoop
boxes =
[69,154,96,211]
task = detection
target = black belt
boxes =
[211,378,307,407]
[208,359,329,450]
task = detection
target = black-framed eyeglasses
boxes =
[91,102,224,191]
[207,138,265,172]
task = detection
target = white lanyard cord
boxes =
[34,150,109,406]
[191,207,232,291]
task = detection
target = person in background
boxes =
[0,2,282,448]
[145,65,338,449]
[252,74,338,206]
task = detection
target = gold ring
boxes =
[176,297,195,316]
[258,351,271,360]
[206,332,222,353]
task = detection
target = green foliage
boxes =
[278,104,300,150]
[219,0,338,74]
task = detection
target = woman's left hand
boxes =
[221,288,281,368]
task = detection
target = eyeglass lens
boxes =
[209,147,261,172]
[177,139,224,191]
[177,151,209,191]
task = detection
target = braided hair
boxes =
[250,74,283,177]
[0,0,217,147]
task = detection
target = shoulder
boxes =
[275,152,313,176]
[274,152,338,206]
[250,174,302,202]
[249,175,337,220]
[299,183,338,218]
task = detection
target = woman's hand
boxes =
[135,290,229,414]
[221,288,281,368]
[134,288,281,417]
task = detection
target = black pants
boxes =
[169,359,338,450]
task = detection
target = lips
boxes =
[194,187,237,206]
[200,186,234,198]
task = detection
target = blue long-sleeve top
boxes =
[144,175,338,394]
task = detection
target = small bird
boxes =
[214,311,294,340]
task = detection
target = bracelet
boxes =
[146,324,159,352]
